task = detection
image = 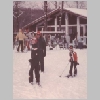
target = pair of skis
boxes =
[60,74,77,78]
[59,62,78,78]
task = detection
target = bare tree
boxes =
[13,1,25,32]
[75,1,87,9]
[55,1,57,9]
[75,1,79,8]
[26,1,38,20]
[79,1,87,9]
[64,1,87,9]
[49,1,57,9]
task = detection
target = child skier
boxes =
[29,37,41,86]
[67,45,79,78]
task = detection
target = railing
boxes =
[34,31,65,34]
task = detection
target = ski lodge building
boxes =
[22,8,87,45]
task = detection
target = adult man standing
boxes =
[63,36,67,49]
[16,29,27,52]
[36,31,46,73]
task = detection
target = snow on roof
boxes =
[64,8,87,17]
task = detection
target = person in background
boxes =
[24,29,31,51]
[48,38,51,47]
[78,37,83,49]
[30,32,34,46]
[63,37,67,49]
[36,31,46,73]
[31,32,34,39]
[16,29,27,52]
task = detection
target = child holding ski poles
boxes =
[67,45,79,78]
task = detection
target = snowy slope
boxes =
[13,47,87,99]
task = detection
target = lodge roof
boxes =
[64,8,87,18]
[23,8,87,29]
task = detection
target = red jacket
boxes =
[69,51,78,62]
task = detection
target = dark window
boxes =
[80,18,87,24]
[47,27,55,31]
[69,14,77,25]
[38,27,42,31]
[48,18,55,25]
[80,27,83,36]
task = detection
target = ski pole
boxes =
[59,62,69,77]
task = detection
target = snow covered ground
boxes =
[13,46,87,99]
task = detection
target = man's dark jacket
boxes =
[37,36,46,57]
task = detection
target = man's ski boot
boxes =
[30,82,34,85]
[73,74,77,77]
[66,74,73,78]
[37,82,42,87]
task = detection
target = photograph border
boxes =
[0,0,99,100]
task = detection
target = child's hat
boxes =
[69,45,73,49]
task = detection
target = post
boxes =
[36,26,38,32]
[65,12,69,48]
[59,1,64,31]
[16,2,19,32]
[59,16,61,31]
[77,16,80,40]
[16,16,19,32]
[83,25,86,45]
[55,1,57,9]
[76,1,79,8]
[44,1,48,31]
[55,17,57,32]
[62,1,64,11]
[65,12,68,36]
[83,25,86,36]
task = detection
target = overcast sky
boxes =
[20,1,57,9]
[14,1,87,9]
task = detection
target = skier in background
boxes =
[24,30,31,51]
[16,29,27,52]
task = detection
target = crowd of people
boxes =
[13,29,87,52]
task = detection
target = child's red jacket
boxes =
[69,51,78,62]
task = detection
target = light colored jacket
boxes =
[16,32,27,41]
